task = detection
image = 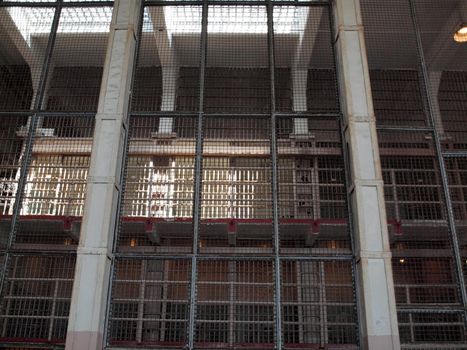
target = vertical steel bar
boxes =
[408,0,467,313]
[187,0,208,348]
[266,1,282,348]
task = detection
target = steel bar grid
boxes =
[397,311,466,346]
[280,259,357,347]
[362,0,467,346]
[409,0,467,333]
[109,257,192,347]
[0,254,76,344]
[378,129,462,309]
[106,1,359,349]
[0,0,112,346]
[276,117,351,256]
[195,259,275,347]
[14,115,94,247]
[199,116,273,253]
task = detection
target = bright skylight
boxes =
[9,5,309,48]
[8,7,112,46]
[143,6,308,35]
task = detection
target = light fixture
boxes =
[399,258,405,264]
[454,23,467,43]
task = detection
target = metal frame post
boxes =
[266,1,283,348]
[187,0,208,348]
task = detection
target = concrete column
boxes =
[65,1,140,349]
[427,71,445,136]
[332,1,400,349]
[148,7,178,134]
[292,68,308,135]
[159,66,178,134]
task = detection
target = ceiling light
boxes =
[454,23,467,43]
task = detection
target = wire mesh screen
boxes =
[398,311,467,347]
[276,117,350,255]
[117,115,197,252]
[378,130,461,307]
[0,116,29,249]
[133,6,201,112]
[445,157,467,295]
[200,116,272,252]
[0,254,75,344]
[281,260,357,348]
[412,0,467,151]
[361,0,429,127]
[0,7,55,111]
[273,6,338,114]
[205,6,269,113]
[13,115,94,247]
[110,2,357,350]
[195,259,275,347]
[44,6,111,112]
[109,258,191,347]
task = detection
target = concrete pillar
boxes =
[159,66,178,134]
[65,1,140,349]
[427,71,445,136]
[292,68,308,135]
[332,1,400,349]
[148,7,178,133]
[291,7,323,135]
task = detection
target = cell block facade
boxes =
[363,0,467,348]
[108,1,357,350]
[0,1,109,348]
[0,0,465,349]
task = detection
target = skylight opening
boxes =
[142,5,308,35]
[8,6,112,47]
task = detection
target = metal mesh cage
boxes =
[413,0,467,151]
[445,156,467,297]
[132,6,202,113]
[109,257,191,346]
[276,117,350,255]
[361,0,430,128]
[195,258,275,347]
[199,116,273,252]
[0,6,55,111]
[45,6,111,112]
[14,115,94,247]
[273,6,338,114]
[379,130,461,307]
[398,311,467,347]
[109,2,356,349]
[117,115,197,252]
[205,5,270,113]
[0,254,75,344]
[362,0,467,347]
[0,2,108,347]
[0,116,29,249]
[280,260,357,348]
